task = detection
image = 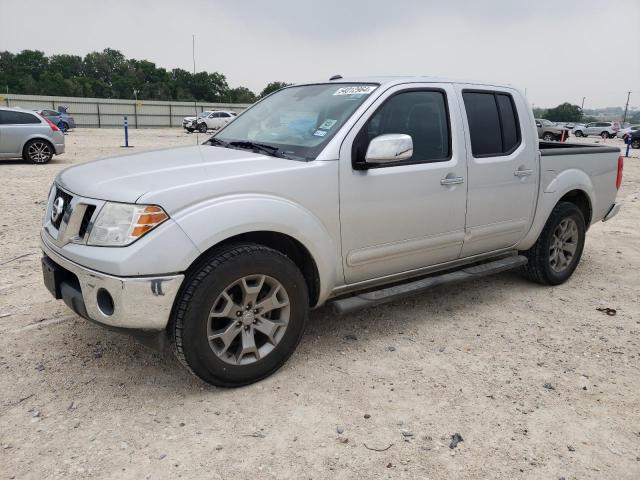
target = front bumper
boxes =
[41,235,184,331]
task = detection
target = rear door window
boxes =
[0,110,41,125]
[463,91,521,157]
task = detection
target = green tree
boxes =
[532,107,547,118]
[545,103,583,122]
[0,48,272,103]
[259,81,291,98]
[227,86,256,103]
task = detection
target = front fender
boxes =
[517,168,594,251]
[174,194,341,304]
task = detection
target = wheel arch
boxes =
[21,136,55,155]
[21,136,55,161]
[559,189,592,226]
[173,195,342,307]
[518,172,594,252]
[185,231,322,308]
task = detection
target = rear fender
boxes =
[517,168,594,251]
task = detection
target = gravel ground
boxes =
[0,128,638,479]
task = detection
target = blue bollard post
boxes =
[124,116,129,147]
[625,133,631,158]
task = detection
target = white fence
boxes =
[1,93,251,128]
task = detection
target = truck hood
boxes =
[56,145,310,209]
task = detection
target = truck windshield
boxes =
[211,83,378,160]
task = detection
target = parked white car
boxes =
[572,122,620,138]
[40,76,623,387]
[182,111,214,132]
[192,110,237,133]
[616,124,640,140]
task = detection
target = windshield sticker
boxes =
[333,86,377,96]
[319,119,337,130]
[313,129,328,137]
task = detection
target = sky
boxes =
[1,0,638,109]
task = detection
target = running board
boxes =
[330,255,527,315]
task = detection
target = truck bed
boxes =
[537,141,621,226]
[538,141,620,156]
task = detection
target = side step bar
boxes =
[330,255,527,315]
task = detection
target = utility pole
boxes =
[192,34,198,141]
[622,91,631,124]
[581,97,585,110]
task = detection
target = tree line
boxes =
[533,103,640,124]
[0,49,290,103]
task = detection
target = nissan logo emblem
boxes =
[51,197,65,223]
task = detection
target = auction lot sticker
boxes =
[333,86,377,96]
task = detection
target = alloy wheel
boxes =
[549,218,579,273]
[28,142,51,163]
[207,274,290,365]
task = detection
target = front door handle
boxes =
[440,176,465,186]
[514,169,533,177]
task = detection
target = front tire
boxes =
[23,139,53,164]
[520,202,586,286]
[632,139,640,149]
[600,131,610,139]
[171,244,309,387]
[542,132,555,141]
[574,130,583,137]
[197,122,208,133]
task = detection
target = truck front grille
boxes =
[78,205,96,239]
[52,188,73,229]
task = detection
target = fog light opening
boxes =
[97,288,114,316]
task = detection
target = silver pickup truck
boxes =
[40,76,623,386]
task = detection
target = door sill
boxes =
[332,248,517,297]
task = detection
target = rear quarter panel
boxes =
[517,148,620,250]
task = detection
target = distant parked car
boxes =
[535,118,570,141]
[192,110,237,133]
[0,107,65,163]
[617,124,640,140]
[573,122,619,139]
[182,111,214,132]
[35,106,76,132]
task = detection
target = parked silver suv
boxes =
[572,121,619,139]
[0,107,65,163]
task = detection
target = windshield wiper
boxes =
[228,141,286,158]
[207,137,230,148]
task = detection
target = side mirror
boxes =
[365,134,413,165]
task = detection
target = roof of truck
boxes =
[305,75,518,90]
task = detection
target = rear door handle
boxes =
[440,176,465,186]
[514,169,533,177]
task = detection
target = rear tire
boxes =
[170,244,309,387]
[23,139,53,164]
[60,122,69,133]
[520,202,586,286]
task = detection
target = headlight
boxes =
[87,203,168,246]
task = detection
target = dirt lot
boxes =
[0,128,638,479]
